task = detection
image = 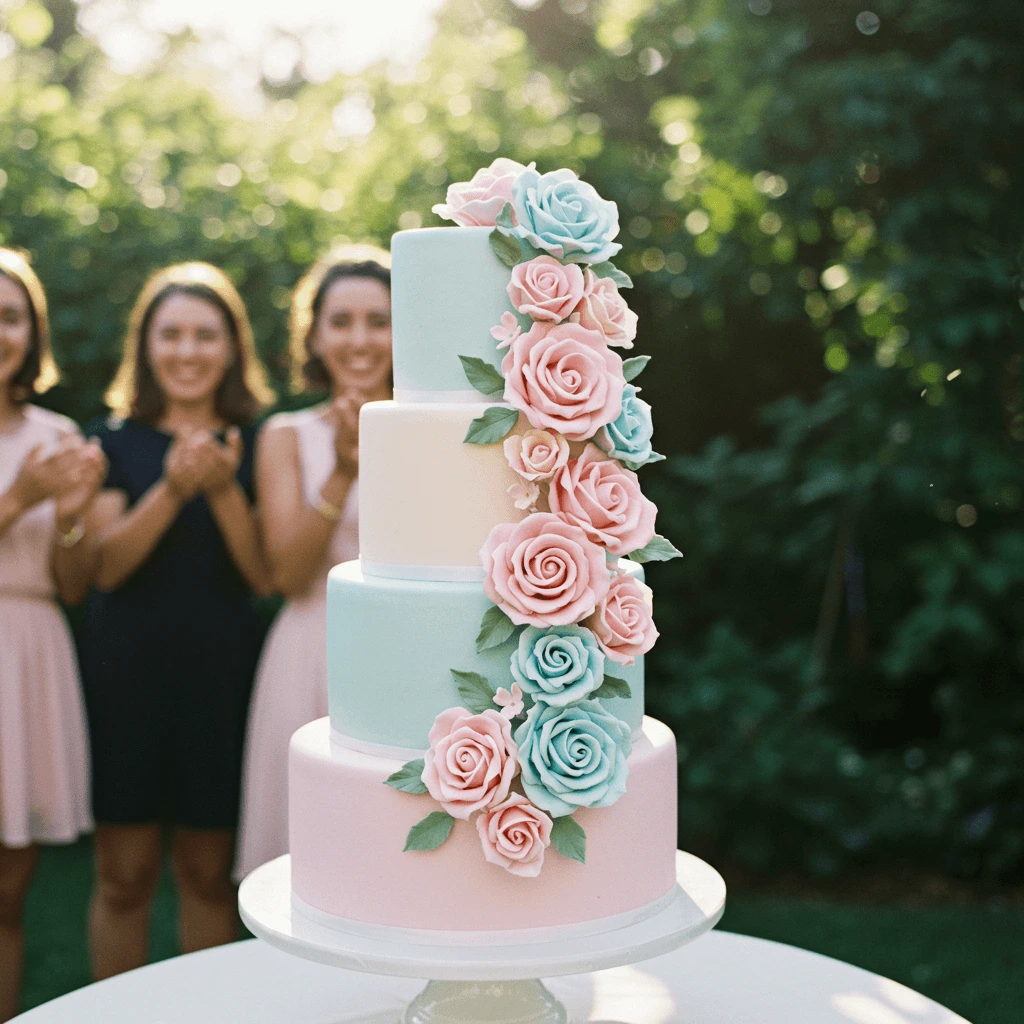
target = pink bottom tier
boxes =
[288,716,678,932]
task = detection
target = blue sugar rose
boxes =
[514,701,632,818]
[510,625,606,707]
[596,384,663,471]
[511,168,622,265]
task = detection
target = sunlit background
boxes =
[0,0,1021,1019]
[76,0,446,102]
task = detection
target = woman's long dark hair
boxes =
[106,262,273,425]
[0,247,59,403]
[288,245,391,392]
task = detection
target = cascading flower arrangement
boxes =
[384,158,681,878]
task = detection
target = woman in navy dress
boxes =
[81,262,273,979]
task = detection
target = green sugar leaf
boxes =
[451,669,496,714]
[590,261,633,289]
[384,759,428,795]
[464,405,519,445]
[403,811,455,852]
[476,604,517,652]
[489,226,520,268]
[495,202,515,230]
[628,535,684,563]
[592,675,632,700]
[458,355,506,398]
[622,355,651,383]
[550,815,586,864]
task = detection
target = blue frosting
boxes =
[510,168,622,265]
[390,227,515,395]
[510,624,605,707]
[514,700,633,818]
[327,560,646,749]
[597,384,657,470]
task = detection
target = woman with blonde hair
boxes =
[0,248,105,1020]
[80,262,272,978]
[234,244,392,880]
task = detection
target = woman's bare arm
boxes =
[256,421,354,598]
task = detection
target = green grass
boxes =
[20,839,1022,1023]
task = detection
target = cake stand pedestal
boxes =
[239,852,724,1024]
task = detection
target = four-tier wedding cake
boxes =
[286,159,684,936]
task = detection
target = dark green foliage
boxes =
[2,0,1021,879]
[504,0,1024,879]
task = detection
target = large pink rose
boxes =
[431,158,530,227]
[503,429,570,482]
[508,257,585,322]
[502,321,624,442]
[481,512,611,627]
[548,444,657,557]
[476,794,552,878]
[573,269,638,349]
[584,573,659,666]
[421,708,518,819]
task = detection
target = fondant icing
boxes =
[289,716,677,931]
[326,559,644,749]
[391,227,514,396]
[358,400,527,577]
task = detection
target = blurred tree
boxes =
[499,0,1024,878]
[0,0,1020,878]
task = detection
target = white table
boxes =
[14,931,971,1024]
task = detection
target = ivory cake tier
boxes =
[358,401,527,577]
[289,716,677,932]
[326,559,646,750]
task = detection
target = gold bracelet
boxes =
[314,495,342,522]
[55,520,85,548]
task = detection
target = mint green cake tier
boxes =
[391,226,515,396]
[327,559,645,750]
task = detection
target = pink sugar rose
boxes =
[431,158,531,228]
[421,708,519,820]
[481,512,612,627]
[503,429,570,482]
[585,573,659,666]
[476,794,552,878]
[573,269,638,349]
[548,444,657,557]
[501,321,625,442]
[507,256,585,323]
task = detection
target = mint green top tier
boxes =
[391,226,515,396]
[327,559,645,751]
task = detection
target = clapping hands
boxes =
[328,391,363,478]
[12,435,107,522]
[164,428,244,503]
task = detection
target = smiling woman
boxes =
[78,262,273,982]
[234,245,393,882]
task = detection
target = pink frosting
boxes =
[502,321,625,442]
[431,158,530,227]
[548,444,657,557]
[480,512,611,627]
[503,429,570,482]
[585,573,659,666]
[476,794,553,878]
[508,257,585,323]
[421,708,518,819]
[574,270,638,349]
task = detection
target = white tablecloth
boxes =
[14,931,971,1023]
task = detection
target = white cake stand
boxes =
[239,851,725,1024]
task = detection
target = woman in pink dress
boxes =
[0,249,106,1020]
[234,246,392,880]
